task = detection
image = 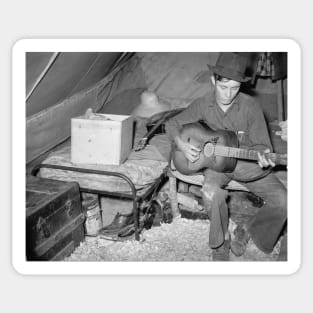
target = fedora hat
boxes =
[208,52,251,82]
[131,91,171,118]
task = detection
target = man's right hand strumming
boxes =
[175,136,201,163]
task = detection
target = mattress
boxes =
[39,145,168,195]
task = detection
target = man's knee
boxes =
[201,183,228,203]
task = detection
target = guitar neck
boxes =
[213,145,287,166]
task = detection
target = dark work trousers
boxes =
[201,160,287,253]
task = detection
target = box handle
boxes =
[65,200,74,217]
[36,217,50,238]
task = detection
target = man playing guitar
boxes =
[165,52,287,261]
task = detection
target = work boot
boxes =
[99,212,134,235]
[230,224,250,257]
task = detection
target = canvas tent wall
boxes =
[26,52,219,164]
[26,52,130,163]
[26,51,285,164]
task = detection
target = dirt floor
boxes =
[65,217,282,262]
[65,180,287,262]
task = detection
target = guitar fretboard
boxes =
[211,145,287,165]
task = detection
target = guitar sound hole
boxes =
[203,143,215,157]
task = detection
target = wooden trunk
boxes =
[26,176,85,261]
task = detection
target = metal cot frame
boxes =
[31,163,168,241]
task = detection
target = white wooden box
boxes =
[71,113,134,165]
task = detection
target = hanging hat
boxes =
[208,52,251,82]
[131,91,171,118]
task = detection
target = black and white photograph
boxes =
[12,39,300,274]
[3,0,312,311]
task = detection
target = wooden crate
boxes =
[71,113,134,165]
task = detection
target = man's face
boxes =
[213,78,241,106]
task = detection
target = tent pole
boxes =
[26,52,60,102]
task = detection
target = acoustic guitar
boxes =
[172,122,287,175]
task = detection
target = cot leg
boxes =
[168,174,180,218]
[133,199,140,241]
